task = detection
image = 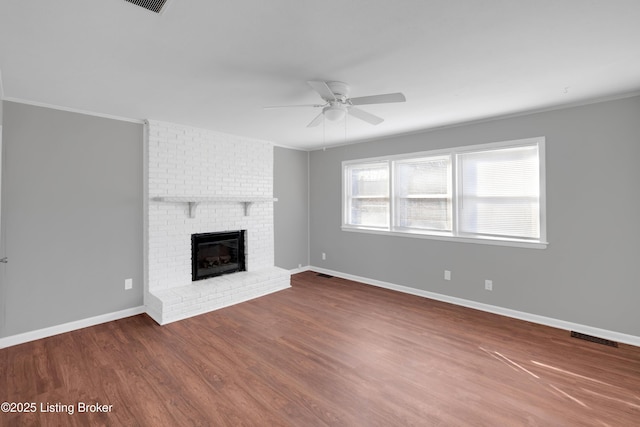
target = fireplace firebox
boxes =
[191,230,246,281]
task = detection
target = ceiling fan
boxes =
[264,81,406,127]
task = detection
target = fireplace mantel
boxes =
[153,196,278,218]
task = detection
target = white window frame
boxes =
[343,161,390,230]
[342,137,547,249]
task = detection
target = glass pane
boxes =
[394,155,451,231]
[350,198,389,227]
[346,162,389,227]
[396,156,450,196]
[459,145,540,239]
[460,200,539,237]
[396,198,452,230]
[350,164,389,197]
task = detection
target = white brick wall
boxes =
[145,120,289,324]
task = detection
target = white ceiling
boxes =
[1,0,639,150]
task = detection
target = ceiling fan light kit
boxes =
[265,80,406,127]
[323,103,347,121]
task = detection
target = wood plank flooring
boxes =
[1,271,639,426]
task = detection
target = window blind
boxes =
[457,145,540,239]
[394,155,452,231]
[345,162,389,227]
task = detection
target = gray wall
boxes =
[309,95,640,337]
[1,102,4,335]
[1,101,143,337]
[274,146,309,270]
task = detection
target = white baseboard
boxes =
[308,266,640,348]
[4,268,637,349]
[289,265,311,275]
[0,306,146,349]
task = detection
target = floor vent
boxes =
[571,331,618,347]
[316,273,334,278]
[125,0,170,13]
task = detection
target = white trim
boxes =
[290,265,311,275]
[308,266,640,348]
[0,306,146,349]
[538,139,548,244]
[342,137,543,171]
[272,141,309,151]
[2,97,144,124]
[341,226,548,249]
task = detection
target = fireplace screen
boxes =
[191,230,246,281]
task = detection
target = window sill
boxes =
[341,226,548,249]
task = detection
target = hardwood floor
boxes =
[1,271,639,426]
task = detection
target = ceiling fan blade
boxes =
[348,107,384,125]
[308,81,337,102]
[263,104,324,110]
[349,92,406,106]
[306,112,324,128]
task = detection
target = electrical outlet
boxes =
[444,270,451,281]
[485,280,493,291]
[125,278,133,290]
[322,252,326,260]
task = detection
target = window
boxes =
[344,162,389,228]
[394,155,452,232]
[342,137,546,248]
[458,145,540,240]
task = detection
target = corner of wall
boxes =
[142,120,150,308]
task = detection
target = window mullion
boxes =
[452,152,459,237]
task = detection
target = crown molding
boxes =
[2,97,144,124]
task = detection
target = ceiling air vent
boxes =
[125,0,170,14]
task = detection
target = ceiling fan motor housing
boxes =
[325,81,350,100]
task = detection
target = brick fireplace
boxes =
[144,120,290,324]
